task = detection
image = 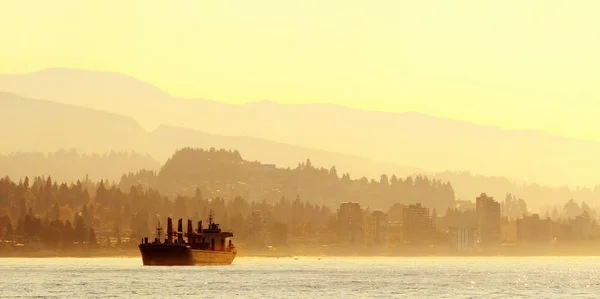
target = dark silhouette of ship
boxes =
[138,210,236,266]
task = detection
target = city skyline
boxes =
[3,2,600,297]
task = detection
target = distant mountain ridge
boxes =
[1,68,598,187]
[0,149,160,184]
[0,91,421,183]
[3,91,600,210]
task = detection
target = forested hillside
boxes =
[120,147,456,212]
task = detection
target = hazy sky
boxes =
[2,1,600,141]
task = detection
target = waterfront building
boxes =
[337,202,364,244]
[402,203,433,244]
[366,210,389,245]
[501,217,517,244]
[570,212,592,241]
[247,211,267,248]
[516,213,552,245]
[449,226,478,252]
[476,193,501,250]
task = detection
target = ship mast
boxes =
[209,209,215,228]
[156,220,162,240]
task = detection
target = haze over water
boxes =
[3,2,600,298]
[1,257,599,298]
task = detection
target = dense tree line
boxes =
[0,174,333,248]
[120,147,456,212]
[0,176,98,248]
[5,148,600,214]
[1,174,598,250]
[501,193,528,220]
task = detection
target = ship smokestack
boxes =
[177,218,184,244]
[197,220,202,234]
[187,219,193,243]
[167,217,173,244]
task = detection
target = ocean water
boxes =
[0,256,599,298]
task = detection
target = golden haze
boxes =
[1,0,600,142]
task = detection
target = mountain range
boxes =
[2,68,598,188]
[2,68,600,210]
[0,91,420,183]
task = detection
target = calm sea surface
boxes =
[1,256,599,298]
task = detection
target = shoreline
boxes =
[2,251,600,258]
[2,243,599,258]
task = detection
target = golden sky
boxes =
[2,0,599,141]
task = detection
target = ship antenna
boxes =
[209,209,215,227]
[156,220,163,240]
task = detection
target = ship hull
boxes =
[139,244,236,266]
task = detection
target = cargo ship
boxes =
[138,211,236,266]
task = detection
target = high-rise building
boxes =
[247,211,266,248]
[402,203,433,244]
[476,193,501,250]
[337,202,364,244]
[367,210,389,245]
